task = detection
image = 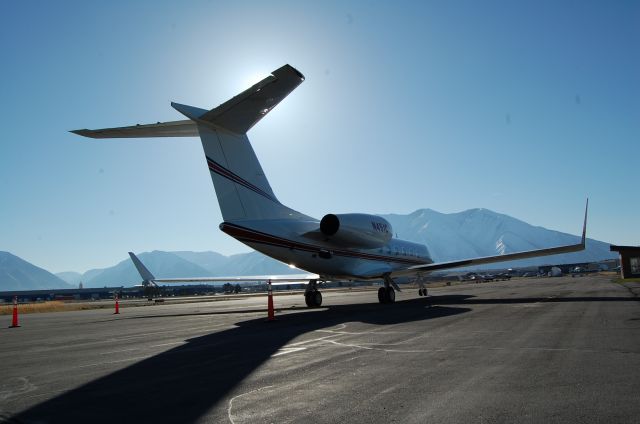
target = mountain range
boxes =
[1,208,618,290]
[0,251,72,290]
[384,208,614,266]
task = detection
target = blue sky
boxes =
[1,0,638,273]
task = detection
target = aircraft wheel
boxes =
[378,287,386,303]
[313,291,323,307]
[418,289,423,296]
[305,290,322,308]
[387,287,395,303]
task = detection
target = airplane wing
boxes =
[128,252,318,286]
[152,274,320,286]
[391,199,589,278]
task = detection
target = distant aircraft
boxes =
[73,64,587,307]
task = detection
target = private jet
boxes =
[73,64,587,307]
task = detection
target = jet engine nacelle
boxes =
[320,213,393,249]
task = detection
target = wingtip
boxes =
[70,129,90,137]
[581,198,589,244]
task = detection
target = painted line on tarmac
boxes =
[288,334,343,346]
[98,347,140,355]
[315,329,414,335]
[271,347,307,357]
[150,341,186,348]
[227,385,274,424]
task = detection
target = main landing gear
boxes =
[378,286,395,304]
[304,280,323,308]
[418,287,428,297]
[378,275,396,304]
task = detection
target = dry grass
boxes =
[612,277,640,284]
[0,301,96,315]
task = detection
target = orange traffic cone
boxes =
[10,296,20,328]
[114,293,120,315]
[266,280,276,322]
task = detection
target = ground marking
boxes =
[227,385,274,424]
[271,347,307,357]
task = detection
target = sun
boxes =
[244,72,267,88]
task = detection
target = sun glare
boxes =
[244,72,267,88]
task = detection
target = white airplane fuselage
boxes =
[220,219,432,280]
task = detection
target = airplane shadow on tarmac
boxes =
[11,298,470,424]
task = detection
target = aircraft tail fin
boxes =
[72,64,309,222]
[172,64,308,221]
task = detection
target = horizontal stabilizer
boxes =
[72,120,198,139]
[71,64,304,138]
[193,64,305,134]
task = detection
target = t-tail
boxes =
[72,64,309,222]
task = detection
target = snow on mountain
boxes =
[382,208,615,268]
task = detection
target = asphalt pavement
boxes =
[1,275,638,423]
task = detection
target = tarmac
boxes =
[1,274,639,423]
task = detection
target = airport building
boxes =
[609,245,640,279]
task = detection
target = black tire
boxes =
[378,287,386,303]
[418,289,423,297]
[387,287,395,303]
[305,291,322,307]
